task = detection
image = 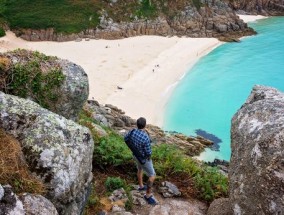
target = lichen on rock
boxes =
[0,91,94,215]
[230,85,284,215]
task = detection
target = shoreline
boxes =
[0,15,267,127]
[105,38,222,126]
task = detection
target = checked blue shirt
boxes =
[125,129,152,158]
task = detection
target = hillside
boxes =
[0,0,256,41]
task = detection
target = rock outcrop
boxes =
[13,0,254,42]
[0,50,89,121]
[0,91,94,215]
[230,85,284,214]
[0,184,58,215]
[84,100,214,156]
[207,198,232,215]
[227,0,284,15]
[158,181,181,198]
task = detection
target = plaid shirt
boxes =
[125,129,152,158]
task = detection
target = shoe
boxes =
[144,195,157,205]
[138,185,147,191]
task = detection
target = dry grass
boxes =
[0,129,46,194]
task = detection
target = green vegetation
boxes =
[94,132,133,167]
[192,0,202,10]
[0,50,65,109]
[105,176,127,192]
[152,144,228,201]
[0,0,100,33]
[136,0,157,19]
[79,109,132,168]
[0,26,5,37]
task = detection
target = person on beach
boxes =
[124,117,157,205]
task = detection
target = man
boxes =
[124,117,157,205]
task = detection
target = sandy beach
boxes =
[0,15,266,126]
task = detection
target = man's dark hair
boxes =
[137,117,146,129]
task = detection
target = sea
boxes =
[164,17,284,162]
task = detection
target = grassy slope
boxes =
[1,0,101,33]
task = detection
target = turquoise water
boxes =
[164,17,284,161]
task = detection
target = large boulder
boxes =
[230,85,284,215]
[0,91,94,214]
[0,50,89,121]
[207,198,232,215]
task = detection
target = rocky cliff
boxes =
[12,0,254,42]
[227,0,284,15]
[208,85,284,215]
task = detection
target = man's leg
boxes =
[137,169,144,188]
[146,175,155,197]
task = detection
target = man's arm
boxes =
[124,129,134,141]
[144,137,152,159]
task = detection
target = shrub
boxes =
[136,0,157,19]
[94,132,133,168]
[192,0,202,10]
[105,177,126,192]
[152,144,228,201]
[0,50,65,109]
[0,26,5,37]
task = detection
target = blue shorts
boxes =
[134,156,156,177]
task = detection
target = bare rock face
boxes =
[230,85,284,215]
[227,0,284,15]
[0,92,94,215]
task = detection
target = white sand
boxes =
[238,14,267,23]
[0,15,266,126]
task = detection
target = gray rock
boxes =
[230,85,284,215]
[214,23,228,33]
[0,92,94,215]
[56,59,89,121]
[207,198,232,215]
[149,199,207,215]
[109,188,128,203]
[92,123,108,137]
[0,185,4,201]
[158,181,181,198]
[110,212,133,215]
[130,190,147,206]
[0,185,25,215]
[93,114,109,127]
[20,194,58,215]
